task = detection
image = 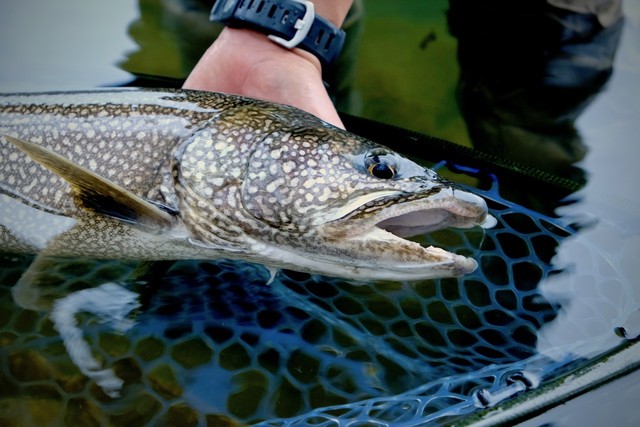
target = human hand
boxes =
[183,27,345,129]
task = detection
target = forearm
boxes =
[183,0,354,128]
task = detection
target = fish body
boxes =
[0,88,488,280]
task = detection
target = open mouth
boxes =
[377,206,471,238]
[375,188,495,237]
[321,187,492,279]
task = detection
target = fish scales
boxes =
[0,88,489,281]
[0,89,247,213]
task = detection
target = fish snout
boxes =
[450,187,490,227]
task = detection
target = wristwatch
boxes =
[210,0,346,66]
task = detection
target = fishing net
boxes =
[5,150,632,427]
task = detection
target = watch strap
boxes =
[210,0,346,66]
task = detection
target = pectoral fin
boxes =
[2,134,177,231]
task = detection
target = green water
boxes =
[354,0,471,145]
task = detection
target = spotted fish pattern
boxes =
[0,170,584,426]
[0,88,488,281]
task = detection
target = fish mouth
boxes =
[374,187,491,236]
[319,187,491,280]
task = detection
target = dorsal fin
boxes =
[3,134,177,230]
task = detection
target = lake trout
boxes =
[0,88,489,281]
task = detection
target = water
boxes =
[1,0,639,426]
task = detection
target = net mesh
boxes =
[0,162,618,427]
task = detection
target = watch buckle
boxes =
[268,0,315,49]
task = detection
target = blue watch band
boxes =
[210,0,346,66]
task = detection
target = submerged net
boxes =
[0,159,631,426]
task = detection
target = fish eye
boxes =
[367,156,396,179]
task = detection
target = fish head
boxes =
[2,91,487,282]
[239,108,489,280]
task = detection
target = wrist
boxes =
[183,25,344,128]
[209,0,348,66]
[219,27,323,83]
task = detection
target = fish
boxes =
[0,88,489,281]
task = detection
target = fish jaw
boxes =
[324,227,479,280]
[306,186,489,281]
[252,233,478,281]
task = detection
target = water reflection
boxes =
[120,0,625,187]
[448,0,624,183]
[50,283,140,398]
[120,0,221,81]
